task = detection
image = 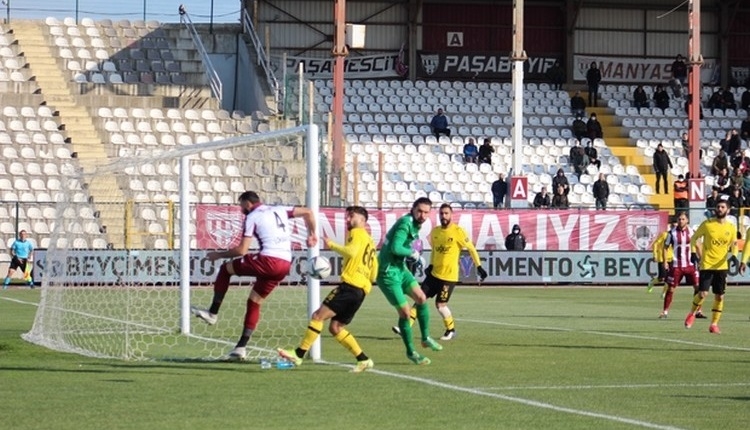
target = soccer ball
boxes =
[308,256,332,280]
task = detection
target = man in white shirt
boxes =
[192,191,318,360]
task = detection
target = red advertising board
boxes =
[196,206,668,252]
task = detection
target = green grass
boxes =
[2,285,750,430]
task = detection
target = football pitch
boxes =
[2,285,749,430]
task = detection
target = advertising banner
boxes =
[31,249,750,285]
[270,53,402,79]
[416,51,560,80]
[573,55,719,84]
[196,207,669,252]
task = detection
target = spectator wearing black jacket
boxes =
[653,144,673,194]
[592,173,610,210]
[633,85,649,109]
[586,113,603,140]
[533,187,551,209]
[586,62,602,107]
[491,173,507,209]
[505,224,526,250]
[552,168,570,195]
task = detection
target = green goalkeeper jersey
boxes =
[378,214,421,271]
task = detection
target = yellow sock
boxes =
[443,315,455,331]
[299,319,324,351]
[408,306,417,327]
[711,299,724,325]
[334,329,363,357]
[690,294,705,314]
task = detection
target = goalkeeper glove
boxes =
[405,250,421,264]
[728,255,739,266]
[477,266,488,281]
[690,252,699,266]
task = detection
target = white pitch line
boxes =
[479,382,750,391]
[320,360,686,430]
[460,318,750,352]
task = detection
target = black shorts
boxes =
[9,257,29,271]
[323,283,366,325]
[697,270,728,295]
[421,272,456,304]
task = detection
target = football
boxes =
[308,256,332,280]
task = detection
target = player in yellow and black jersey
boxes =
[392,203,487,341]
[278,206,378,372]
[685,195,738,334]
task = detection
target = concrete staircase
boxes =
[11,20,133,248]
[586,94,673,211]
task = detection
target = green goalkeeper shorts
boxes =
[377,265,418,308]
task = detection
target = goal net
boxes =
[23,125,322,362]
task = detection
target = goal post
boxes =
[23,124,323,362]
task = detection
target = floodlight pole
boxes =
[687,0,705,224]
[331,0,348,205]
[687,0,702,180]
[510,0,527,208]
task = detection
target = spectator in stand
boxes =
[462,138,478,163]
[721,87,737,110]
[478,138,494,164]
[546,60,564,91]
[569,141,589,178]
[720,129,741,155]
[731,166,744,190]
[533,187,551,209]
[653,85,670,110]
[680,132,703,159]
[504,224,526,251]
[743,170,750,196]
[684,95,704,119]
[653,143,673,194]
[592,173,610,210]
[715,167,731,194]
[586,61,602,107]
[430,108,451,139]
[741,88,750,111]
[572,115,587,141]
[673,174,689,211]
[552,168,570,195]
[570,91,586,117]
[706,186,720,211]
[711,149,729,176]
[585,140,601,169]
[707,88,724,111]
[740,117,750,141]
[551,184,569,209]
[671,54,688,86]
[633,85,649,109]
[729,148,745,173]
[586,113,603,140]
[728,186,744,217]
[491,173,507,209]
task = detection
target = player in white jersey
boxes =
[660,211,701,319]
[192,191,318,360]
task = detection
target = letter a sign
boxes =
[510,176,528,201]
[688,178,705,202]
[447,32,463,47]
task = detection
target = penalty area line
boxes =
[319,360,686,430]
[460,318,750,352]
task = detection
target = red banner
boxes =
[196,207,668,252]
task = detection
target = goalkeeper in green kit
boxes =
[377,197,442,365]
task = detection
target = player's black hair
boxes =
[439,203,452,211]
[412,197,432,209]
[239,191,261,204]
[346,205,368,221]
